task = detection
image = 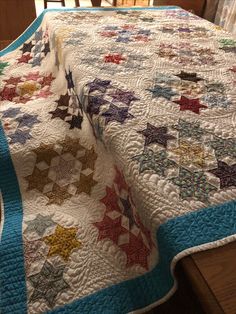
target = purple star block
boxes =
[138,123,175,148]
[87,96,107,116]
[116,37,131,43]
[108,89,139,105]
[68,114,83,129]
[209,161,236,189]
[65,70,74,90]
[120,197,135,228]
[87,79,111,93]
[101,104,134,125]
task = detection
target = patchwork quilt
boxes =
[0,6,236,314]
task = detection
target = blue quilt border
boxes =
[0,123,27,314]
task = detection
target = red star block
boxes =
[41,73,54,87]
[3,77,22,85]
[100,31,117,38]
[113,167,128,193]
[174,96,207,114]
[122,24,135,30]
[17,54,32,64]
[104,54,126,64]
[135,214,154,249]
[134,35,149,42]
[100,186,121,213]
[94,215,127,245]
[0,86,18,101]
[120,233,150,270]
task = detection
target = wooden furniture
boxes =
[44,0,65,9]
[115,0,150,6]
[90,0,102,6]
[153,0,206,17]
[148,241,236,313]
[0,0,36,48]
[182,241,236,314]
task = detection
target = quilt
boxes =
[0,6,236,314]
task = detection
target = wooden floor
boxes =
[148,263,205,314]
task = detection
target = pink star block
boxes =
[36,88,52,99]
[24,72,40,81]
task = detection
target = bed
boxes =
[0,7,236,314]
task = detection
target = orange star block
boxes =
[33,143,59,166]
[75,173,97,195]
[61,136,85,157]
[26,167,52,193]
[43,225,82,261]
[45,183,72,205]
[78,147,97,170]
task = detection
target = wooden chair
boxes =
[44,0,102,8]
[44,0,65,9]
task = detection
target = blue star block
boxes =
[16,113,40,128]
[31,56,42,67]
[34,29,43,41]
[9,129,32,144]
[147,85,177,100]
[116,37,131,43]
[2,107,21,118]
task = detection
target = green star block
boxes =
[133,149,176,176]
[0,61,9,75]
[172,119,205,141]
[171,167,217,203]
[210,137,236,159]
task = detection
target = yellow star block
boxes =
[19,82,39,96]
[44,225,82,261]
[171,141,208,168]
